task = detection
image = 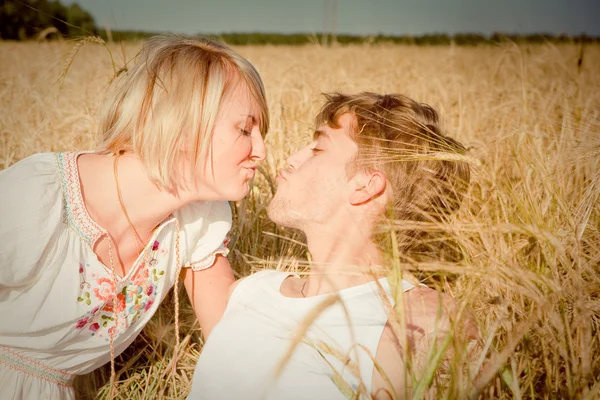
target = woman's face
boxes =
[191,83,266,201]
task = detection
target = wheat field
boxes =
[1,39,599,399]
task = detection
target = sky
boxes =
[61,0,600,37]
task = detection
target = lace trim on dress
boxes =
[0,345,75,387]
[56,152,107,246]
[189,241,230,272]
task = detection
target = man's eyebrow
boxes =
[313,129,329,140]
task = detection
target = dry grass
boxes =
[1,39,599,399]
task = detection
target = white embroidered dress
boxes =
[0,152,231,400]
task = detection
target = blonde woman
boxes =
[0,36,269,399]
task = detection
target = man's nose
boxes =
[285,145,310,171]
[285,151,301,171]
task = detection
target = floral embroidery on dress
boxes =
[94,278,116,302]
[75,242,168,341]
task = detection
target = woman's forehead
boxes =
[219,83,260,121]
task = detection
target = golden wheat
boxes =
[1,40,599,399]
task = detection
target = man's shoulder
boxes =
[402,286,477,337]
[404,286,454,318]
[227,269,289,301]
[373,287,480,399]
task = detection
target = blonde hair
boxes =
[315,92,471,251]
[98,36,269,191]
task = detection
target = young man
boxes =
[188,92,479,399]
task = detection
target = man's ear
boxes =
[349,170,387,206]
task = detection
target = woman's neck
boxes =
[78,152,184,242]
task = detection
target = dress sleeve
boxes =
[176,201,232,272]
[0,153,64,287]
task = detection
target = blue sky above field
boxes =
[61,0,600,36]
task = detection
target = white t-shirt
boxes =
[0,152,231,399]
[189,270,417,400]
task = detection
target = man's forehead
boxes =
[311,126,358,160]
[315,113,357,137]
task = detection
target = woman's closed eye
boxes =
[310,147,324,154]
[239,128,252,136]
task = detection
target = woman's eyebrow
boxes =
[241,114,259,124]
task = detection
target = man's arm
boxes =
[181,255,236,338]
[371,322,408,400]
[371,287,479,399]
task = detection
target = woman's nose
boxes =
[251,133,267,161]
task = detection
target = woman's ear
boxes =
[349,170,387,206]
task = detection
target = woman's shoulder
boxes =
[176,201,233,266]
[227,269,289,305]
[176,200,232,241]
[1,152,59,176]
[177,200,232,223]
[0,152,64,206]
[0,152,68,287]
[1,151,91,189]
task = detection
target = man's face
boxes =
[268,113,358,230]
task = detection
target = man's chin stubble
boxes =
[267,200,302,230]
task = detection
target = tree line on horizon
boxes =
[1,0,599,45]
[1,0,94,40]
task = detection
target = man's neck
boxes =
[300,220,386,297]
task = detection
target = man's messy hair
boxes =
[315,92,472,255]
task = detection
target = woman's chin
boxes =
[229,183,250,201]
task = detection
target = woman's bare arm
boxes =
[181,255,235,338]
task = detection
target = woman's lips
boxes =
[245,167,256,179]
